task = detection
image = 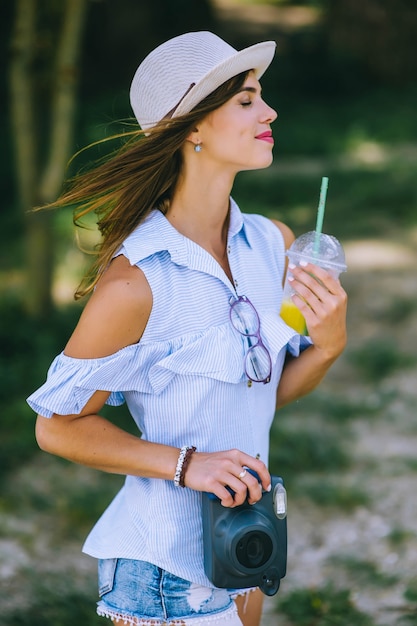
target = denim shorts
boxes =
[97,558,245,625]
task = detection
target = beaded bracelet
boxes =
[174,445,197,488]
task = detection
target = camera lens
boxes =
[236,531,273,568]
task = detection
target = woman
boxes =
[27,31,347,626]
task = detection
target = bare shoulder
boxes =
[65,255,152,358]
[269,218,295,251]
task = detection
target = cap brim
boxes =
[174,40,276,118]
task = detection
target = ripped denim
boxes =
[97,558,244,626]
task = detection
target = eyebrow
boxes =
[238,86,261,95]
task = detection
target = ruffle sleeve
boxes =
[27,347,137,418]
[27,313,308,418]
[261,310,312,357]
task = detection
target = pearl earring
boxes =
[194,142,202,153]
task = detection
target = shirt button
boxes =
[247,380,252,388]
[227,246,231,254]
[234,280,238,287]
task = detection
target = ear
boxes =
[185,127,200,144]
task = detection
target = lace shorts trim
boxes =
[97,601,242,626]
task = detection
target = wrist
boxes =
[313,338,346,364]
[173,445,197,487]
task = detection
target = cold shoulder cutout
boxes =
[27,311,307,418]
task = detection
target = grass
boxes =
[4,582,103,626]
[374,296,417,325]
[398,579,417,625]
[404,579,417,604]
[0,300,82,481]
[269,415,351,482]
[327,555,399,588]
[279,388,389,422]
[294,478,369,509]
[277,585,375,625]
[1,456,123,541]
[387,528,417,548]
[348,338,417,383]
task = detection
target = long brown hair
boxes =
[48,71,249,299]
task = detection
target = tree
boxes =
[9,0,88,317]
[326,0,417,85]
[8,0,218,316]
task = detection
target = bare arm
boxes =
[36,255,270,507]
[276,261,347,408]
[270,219,347,408]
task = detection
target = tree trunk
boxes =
[9,0,88,318]
[39,0,88,203]
[9,0,38,213]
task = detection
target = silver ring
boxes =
[239,469,247,479]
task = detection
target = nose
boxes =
[261,101,277,124]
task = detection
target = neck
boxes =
[166,172,235,281]
[166,169,234,253]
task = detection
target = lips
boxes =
[255,131,274,144]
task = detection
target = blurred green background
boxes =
[1,1,417,624]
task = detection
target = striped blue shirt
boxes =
[27,198,307,587]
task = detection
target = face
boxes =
[195,72,277,174]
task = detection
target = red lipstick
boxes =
[255,131,274,144]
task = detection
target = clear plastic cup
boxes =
[280,231,347,335]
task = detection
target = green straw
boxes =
[314,176,329,255]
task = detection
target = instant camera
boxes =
[202,473,287,596]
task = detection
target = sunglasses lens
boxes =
[230,299,259,336]
[245,344,271,382]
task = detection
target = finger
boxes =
[290,270,329,299]
[219,488,236,508]
[292,291,340,328]
[290,274,343,311]
[245,475,263,505]
[291,263,343,295]
[218,480,247,507]
[223,471,262,507]
[237,456,271,493]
